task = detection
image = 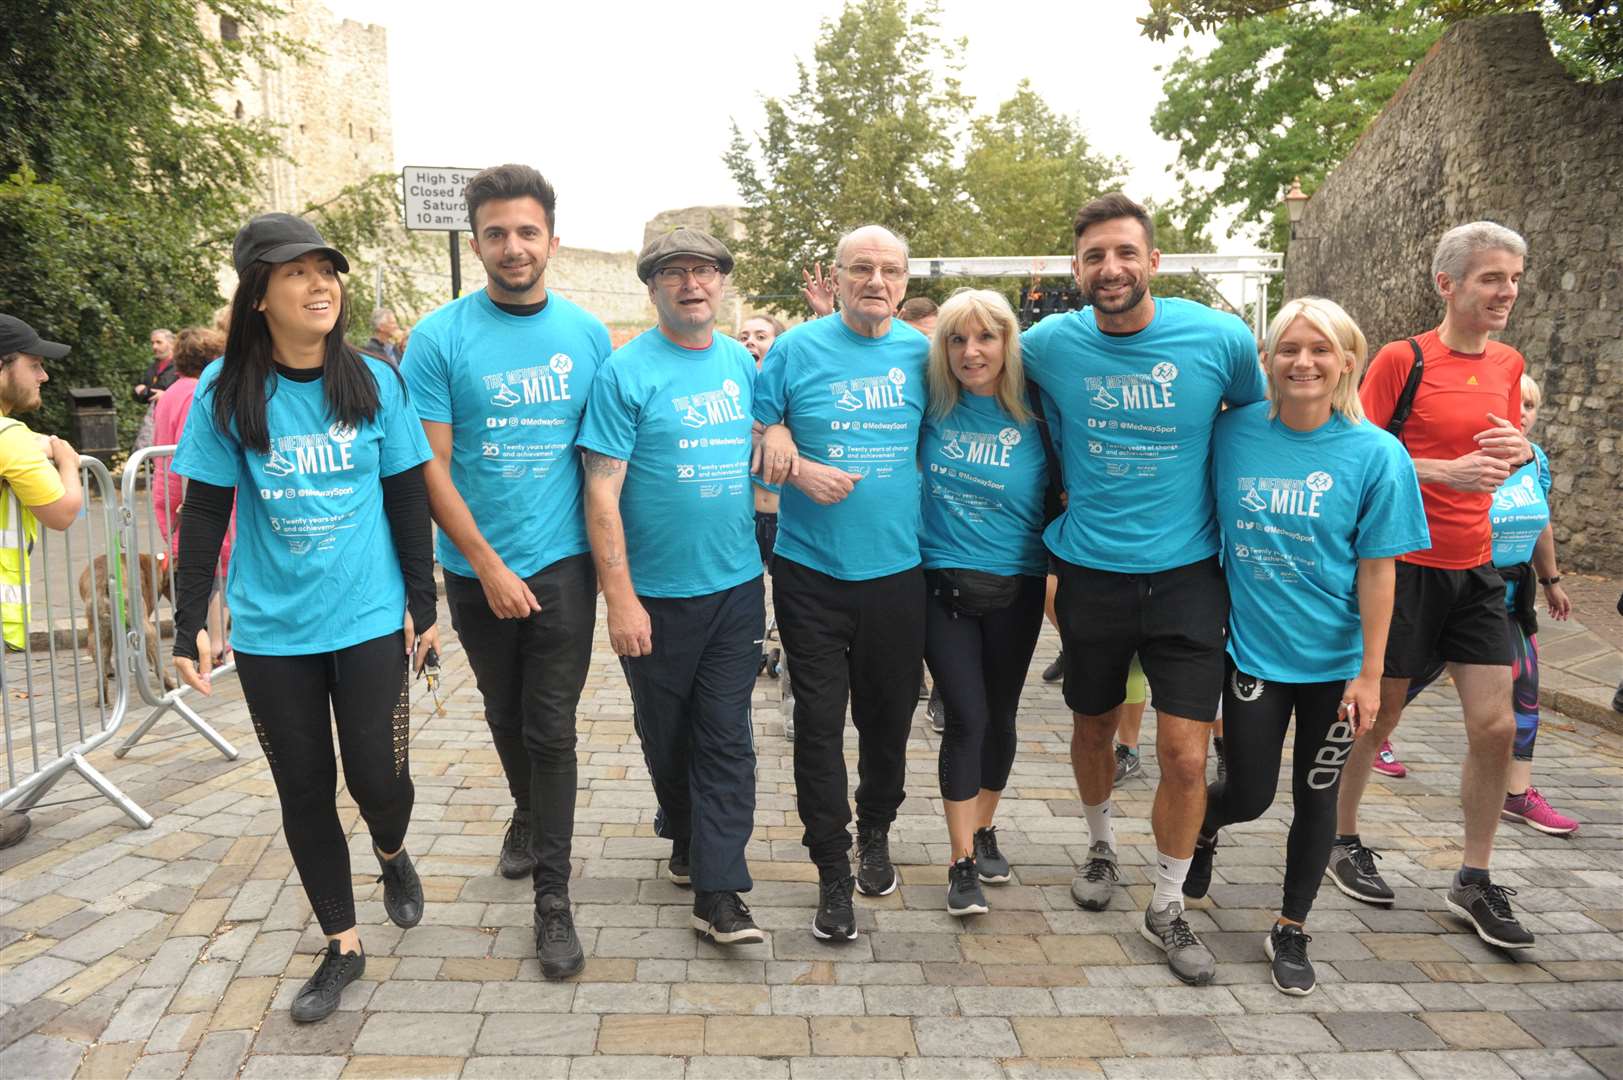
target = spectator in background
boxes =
[899,296,939,337]
[364,309,402,363]
[132,328,179,450]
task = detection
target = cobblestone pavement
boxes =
[2,592,1621,1080]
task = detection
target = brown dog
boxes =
[78,552,174,705]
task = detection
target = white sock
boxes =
[1082,800,1114,851]
[1153,851,1193,911]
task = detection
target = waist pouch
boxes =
[1500,562,1538,638]
[927,568,1020,617]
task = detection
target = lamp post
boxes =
[1283,177,1309,241]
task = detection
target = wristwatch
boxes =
[1538,575,1561,586]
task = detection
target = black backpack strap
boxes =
[1025,380,1065,524]
[1386,337,1425,439]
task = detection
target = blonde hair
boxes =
[1263,297,1368,424]
[927,289,1029,424]
[1520,373,1541,408]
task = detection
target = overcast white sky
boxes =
[326,0,1243,256]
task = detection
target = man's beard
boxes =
[0,376,34,415]
[1083,278,1147,314]
[490,260,544,295]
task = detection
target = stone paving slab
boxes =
[2,590,1621,1078]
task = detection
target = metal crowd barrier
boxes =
[0,456,153,827]
[114,446,239,763]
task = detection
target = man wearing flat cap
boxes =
[578,228,767,946]
[0,314,86,849]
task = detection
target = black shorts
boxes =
[1384,562,1513,677]
[1052,555,1228,723]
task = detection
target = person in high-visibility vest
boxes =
[0,314,86,851]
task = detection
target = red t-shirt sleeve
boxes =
[1359,341,1412,432]
[1503,353,1524,432]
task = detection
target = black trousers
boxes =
[622,576,764,894]
[1204,658,1353,923]
[236,631,413,936]
[772,557,925,872]
[926,573,1046,802]
[444,552,596,899]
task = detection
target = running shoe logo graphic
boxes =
[940,437,966,460]
[1231,671,1265,702]
[490,383,521,408]
[681,405,708,429]
[834,389,865,411]
[1091,386,1119,409]
[1239,487,1267,512]
[263,449,296,477]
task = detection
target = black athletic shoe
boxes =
[926,686,946,734]
[946,857,988,917]
[813,874,858,941]
[855,825,898,896]
[973,826,1011,884]
[497,813,536,880]
[692,891,766,945]
[291,941,365,1023]
[534,893,585,979]
[374,848,423,928]
[1183,833,1217,900]
[1041,651,1066,683]
[666,838,691,886]
[1265,923,1316,996]
[1327,839,1395,905]
[1446,878,1536,950]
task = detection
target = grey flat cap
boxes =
[637,228,735,283]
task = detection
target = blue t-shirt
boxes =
[173,357,433,655]
[753,315,929,580]
[920,392,1049,577]
[578,330,760,599]
[1213,403,1430,683]
[1490,444,1551,607]
[1021,297,1266,573]
[401,290,610,578]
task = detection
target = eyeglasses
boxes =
[839,262,909,283]
[653,264,721,285]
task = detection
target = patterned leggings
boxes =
[1406,614,1539,761]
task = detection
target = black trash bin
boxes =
[68,387,118,464]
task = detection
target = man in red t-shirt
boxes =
[1328,222,1537,951]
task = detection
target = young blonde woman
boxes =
[918,290,1053,916]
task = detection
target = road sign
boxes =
[401,166,481,232]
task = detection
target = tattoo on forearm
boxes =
[582,450,626,477]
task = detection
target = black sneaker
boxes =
[813,873,858,941]
[1113,744,1142,784]
[1183,833,1217,900]
[498,813,536,880]
[1446,877,1535,950]
[973,826,1010,884]
[1041,651,1065,683]
[1327,839,1394,905]
[946,857,988,917]
[534,893,585,978]
[291,941,365,1023]
[692,891,766,945]
[926,686,946,734]
[374,847,423,928]
[1265,923,1316,995]
[855,825,897,896]
[666,838,691,886]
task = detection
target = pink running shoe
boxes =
[1371,740,1407,778]
[1502,788,1579,836]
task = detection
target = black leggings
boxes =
[927,573,1046,802]
[1204,659,1353,923]
[236,631,414,935]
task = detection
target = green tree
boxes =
[724,0,972,314]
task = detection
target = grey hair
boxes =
[834,225,910,266]
[1431,221,1527,296]
[370,308,395,331]
[151,328,176,342]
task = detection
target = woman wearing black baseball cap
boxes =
[169,213,439,1022]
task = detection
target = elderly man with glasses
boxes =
[756,224,929,942]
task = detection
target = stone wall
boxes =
[412,245,654,327]
[1283,14,1622,571]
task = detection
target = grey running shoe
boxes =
[1446,877,1535,950]
[1070,841,1119,911]
[973,826,1011,884]
[1327,839,1394,905]
[534,893,585,979]
[1141,900,1217,985]
[1265,923,1315,995]
[1113,744,1141,784]
[855,824,898,896]
[946,857,988,917]
[666,838,691,886]
[926,686,946,734]
[498,813,536,880]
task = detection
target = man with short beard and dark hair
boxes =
[1020,192,1265,986]
[401,164,610,979]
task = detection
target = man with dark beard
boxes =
[1020,193,1265,986]
[401,164,610,979]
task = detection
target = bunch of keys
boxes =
[417,645,443,716]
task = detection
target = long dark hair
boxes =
[213,259,383,453]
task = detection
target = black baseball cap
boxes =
[0,315,70,359]
[232,213,350,276]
